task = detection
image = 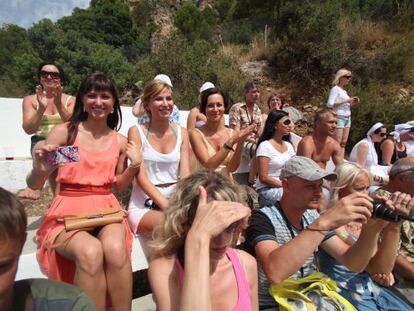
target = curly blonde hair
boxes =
[150,170,247,258]
[330,162,372,203]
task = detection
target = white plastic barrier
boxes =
[0,98,237,191]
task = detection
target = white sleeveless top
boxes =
[137,124,182,185]
[349,137,378,169]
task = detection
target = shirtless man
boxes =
[297,109,343,169]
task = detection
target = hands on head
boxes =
[188,186,251,241]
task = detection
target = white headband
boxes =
[390,123,414,142]
[367,122,384,136]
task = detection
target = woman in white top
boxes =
[327,68,360,155]
[255,110,295,206]
[349,122,388,184]
[128,79,190,237]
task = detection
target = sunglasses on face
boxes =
[344,75,352,79]
[281,119,292,126]
[40,70,60,79]
[373,128,387,137]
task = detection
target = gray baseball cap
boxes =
[280,156,337,181]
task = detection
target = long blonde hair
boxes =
[332,68,352,86]
[330,162,372,203]
[150,170,246,258]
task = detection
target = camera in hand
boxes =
[372,200,414,223]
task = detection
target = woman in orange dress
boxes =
[29,72,141,311]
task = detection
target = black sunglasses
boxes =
[373,127,385,134]
[40,70,60,79]
[344,75,352,79]
[282,119,292,126]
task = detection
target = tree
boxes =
[174,2,217,42]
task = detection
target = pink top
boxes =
[56,132,118,186]
[175,247,252,311]
[36,131,133,283]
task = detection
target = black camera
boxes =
[372,200,414,223]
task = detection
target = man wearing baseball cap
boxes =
[245,156,388,309]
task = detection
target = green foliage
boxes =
[221,19,254,44]
[27,19,63,61]
[0,0,413,148]
[214,0,237,21]
[57,0,140,60]
[174,2,217,42]
[136,34,216,109]
[0,25,32,73]
[13,52,43,93]
[348,82,414,149]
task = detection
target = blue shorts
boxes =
[337,115,351,128]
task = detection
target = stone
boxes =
[283,106,303,123]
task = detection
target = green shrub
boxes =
[174,2,217,43]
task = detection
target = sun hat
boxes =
[154,74,173,88]
[390,123,414,142]
[280,156,337,181]
[199,81,215,93]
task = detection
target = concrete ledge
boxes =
[17,216,149,281]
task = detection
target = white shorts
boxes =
[127,181,175,234]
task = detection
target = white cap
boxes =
[199,81,215,93]
[154,74,173,87]
[390,123,414,142]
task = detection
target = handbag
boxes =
[56,208,127,231]
[269,272,357,311]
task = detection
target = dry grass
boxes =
[219,34,273,65]
[338,15,390,50]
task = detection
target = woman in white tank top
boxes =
[127,79,190,237]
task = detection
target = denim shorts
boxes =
[337,115,351,128]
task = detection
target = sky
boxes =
[0,0,90,29]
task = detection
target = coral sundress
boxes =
[36,131,133,283]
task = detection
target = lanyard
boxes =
[244,105,254,125]
[277,204,310,278]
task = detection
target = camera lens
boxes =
[372,200,401,222]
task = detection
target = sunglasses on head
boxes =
[281,119,292,126]
[40,70,60,79]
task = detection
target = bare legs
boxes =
[335,127,350,157]
[56,224,132,311]
[99,224,132,311]
[137,210,164,237]
[19,140,58,200]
